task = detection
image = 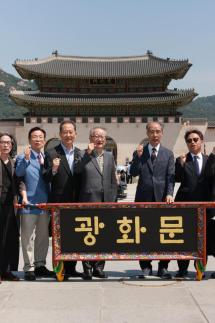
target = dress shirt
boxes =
[94,150,104,174]
[61,143,75,173]
[148,143,160,157]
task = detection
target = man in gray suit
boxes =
[130,121,175,279]
[74,127,117,280]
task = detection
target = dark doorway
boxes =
[105,136,117,163]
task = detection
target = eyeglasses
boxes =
[186,138,199,144]
[91,135,106,140]
[0,141,12,145]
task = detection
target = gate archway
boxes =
[44,138,60,152]
[105,136,117,163]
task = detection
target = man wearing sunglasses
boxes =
[175,129,209,278]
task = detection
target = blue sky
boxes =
[0,0,214,97]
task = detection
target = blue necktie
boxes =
[193,156,200,176]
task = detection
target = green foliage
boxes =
[177,96,215,119]
[0,68,30,119]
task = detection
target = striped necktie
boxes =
[151,148,157,163]
[37,152,44,165]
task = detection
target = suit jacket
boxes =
[74,150,117,202]
[202,152,215,201]
[175,152,209,202]
[130,144,175,202]
[42,144,81,202]
[15,152,49,214]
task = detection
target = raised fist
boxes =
[87,142,95,155]
[52,157,61,172]
[136,144,144,158]
[24,146,31,160]
[179,153,186,165]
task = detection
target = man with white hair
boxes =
[74,127,117,280]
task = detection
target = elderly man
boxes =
[16,127,51,281]
[74,127,117,280]
[130,121,175,279]
[43,120,82,279]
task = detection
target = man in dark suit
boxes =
[175,129,209,277]
[130,121,175,279]
[205,147,215,278]
[43,120,81,278]
[74,127,117,280]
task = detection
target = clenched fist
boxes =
[24,146,31,160]
[179,153,186,166]
[52,157,61,172]
[87,142,95,155]
[136,144,144,158]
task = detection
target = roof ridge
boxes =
[14,53,189,65]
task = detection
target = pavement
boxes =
[1,184,215,323]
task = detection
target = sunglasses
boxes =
[186,137,199,144]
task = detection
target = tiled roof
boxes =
[10,89,197,107]
[13,52,191,79]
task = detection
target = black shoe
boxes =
[93,269,108,279]
[82,269,92,280]
[157,268,172,279]
[1,271,20,281]
[175,270,188,278]
[211,272,215,278]
[66,270,82,278]
[35,266,55,278]
[139,267,152,278]
[24,271,36,281]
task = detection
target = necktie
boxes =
[151,148,157,164]
[37,152,44,165]
[193,155,200,176]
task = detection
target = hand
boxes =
[22,197,29,205]
[87,143,95,155]
[136,144,144,158]
[165,195,174,204]
[179,153,186,165]
[24,146,31,160]
[52,157,61,172]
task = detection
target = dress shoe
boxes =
[175,270,188,278]
[211,272,215,278]
[1,271,19,281]
[66,270,82,278]
[139,267,152,278]
[93,269,108,279]
[35,266,55,278]
[82,269,92,280]
[24,271,36,281]
[157,268,172,279]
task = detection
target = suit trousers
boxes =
[139,260,169,270]
[21,213,50,272]
[139,194,169,271]
[82,260,105,272]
